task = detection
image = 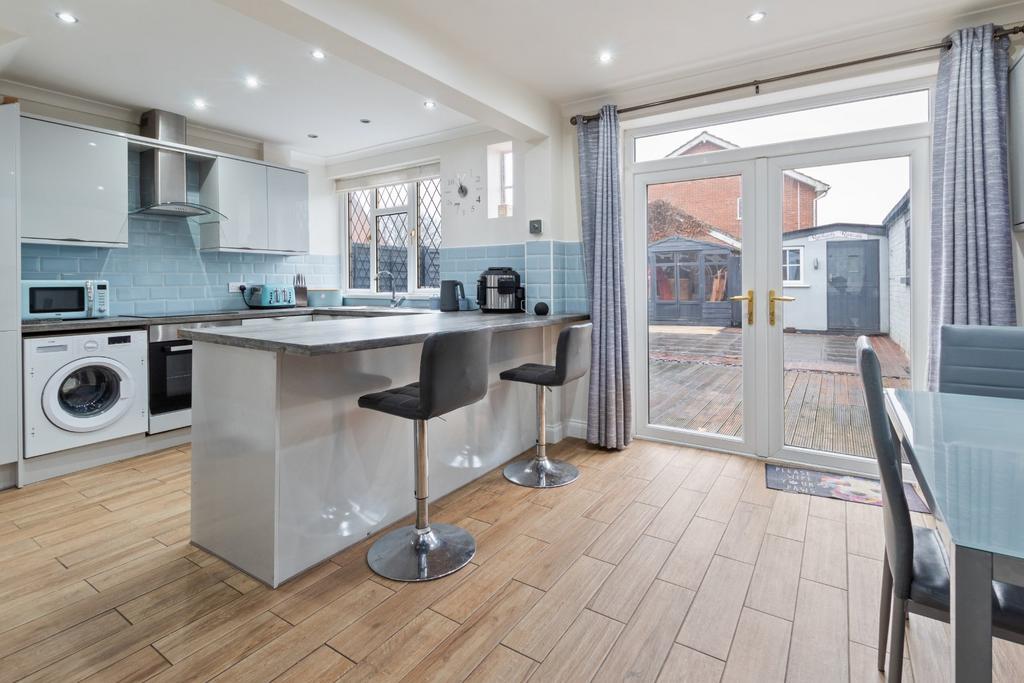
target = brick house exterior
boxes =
[647,132,829,241]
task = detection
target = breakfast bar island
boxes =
[179,310,588,587]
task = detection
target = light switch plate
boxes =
[529,219,542,234]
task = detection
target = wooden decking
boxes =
[649,328,910,458]
[2,440,1022,682]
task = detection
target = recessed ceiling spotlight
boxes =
[311,48,326,61]
[307,133,319,139]
[359,118,371,124]
[245,75,260,89]
[423,100,437,110]
[193,98,208,111]
[56,11,78,24]
[747,10,767,22]
[598,50,613,65]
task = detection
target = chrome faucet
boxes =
[375,271,405,308]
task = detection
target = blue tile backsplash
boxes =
[438,241,587,315]
[21,227,585,317]
[21,216,341,316]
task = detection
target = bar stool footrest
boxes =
[504,458,580,489]
[367,523,475,582]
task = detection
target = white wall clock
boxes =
[444,170,484,217]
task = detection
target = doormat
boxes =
[766,464,930,513]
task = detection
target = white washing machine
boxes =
[23,330,148,458]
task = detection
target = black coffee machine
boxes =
[476,267,525,313]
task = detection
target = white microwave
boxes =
[21,280,110,320]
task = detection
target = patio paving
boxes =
[648,326,910,458]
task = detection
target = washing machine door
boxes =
[42,357,135,433]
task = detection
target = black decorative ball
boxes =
[534,302,549,316]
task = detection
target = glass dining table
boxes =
[885,388,1024,683]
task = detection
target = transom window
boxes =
[782,246,803,285]
[346,177,443,292]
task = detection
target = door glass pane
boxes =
[59,366,121,416]
[780,157,911,458]
[647,175,744,439]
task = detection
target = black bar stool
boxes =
[357,329,492,581]
[499,322,592,488]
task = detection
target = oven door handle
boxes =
[161,344,193,353]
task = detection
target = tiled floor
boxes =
[0,438,1022,681]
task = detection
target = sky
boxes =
[635,91,925,224]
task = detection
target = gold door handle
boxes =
[769,290,796,326]
[729,289,754,325]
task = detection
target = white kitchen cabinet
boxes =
[20,117,129,246]
[0,330,18,465]
[0,106,20,469]
[0,104,19,330]
[267,167,309,253]
[199,157,270,251]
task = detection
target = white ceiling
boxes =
[0,0,476,157]
[383,0,1017,102]
[0,0,1018,156]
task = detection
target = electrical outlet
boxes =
[228,282,246,293]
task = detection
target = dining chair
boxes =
[857,337,1024,682]
[939,324,1024,400]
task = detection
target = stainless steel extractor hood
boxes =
[135,109,221,218]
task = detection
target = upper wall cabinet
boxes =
[199,157,269,251]
[199,157,309,253]
[20,118,129,246]
[267,167,309,253]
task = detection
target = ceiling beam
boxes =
[213,0,557,142]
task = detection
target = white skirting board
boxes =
[17,427,191,487]
[0,463,15,490]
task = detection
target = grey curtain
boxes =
[929,24,1017,387]
[577,104,632,449]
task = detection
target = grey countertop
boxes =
[179,311,589,356]
[20,306,425,335]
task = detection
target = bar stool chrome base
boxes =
[504,458,580,488]
[366,523,476,582]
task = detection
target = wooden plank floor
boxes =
[648,327,911,459]
[649,365,909,458]
[2,439,1022,682]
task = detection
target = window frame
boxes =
[781,246,804,286]
[343,177,443,296]
[499,149,514,213]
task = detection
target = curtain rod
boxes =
[569,23,1024,125]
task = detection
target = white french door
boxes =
[632,159,765,456]
[764,138,930,473]
[629,129,930,474]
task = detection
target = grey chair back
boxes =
[555,323,592,385]
[939,325,1024,400]
[418,329,492,419]
[857,336,914,599]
